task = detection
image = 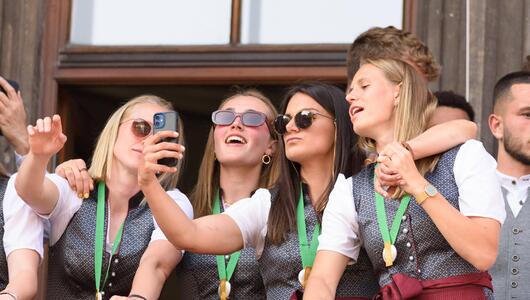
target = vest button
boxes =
[406,242,411,248]
[512,255,520,261]
[403,228,409,234]
[511,268,519,275]
[114,258,119,264]
[402,215,407,221]
[108,282,112,287]
[225,255,230,260]
[511,281,518,288]
[512,228,520,234]
[111,272,116,277]
[409,256,414,261]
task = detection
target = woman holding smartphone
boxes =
[13,95,192,300]
[174,89,277,299]
[305,59,503,299]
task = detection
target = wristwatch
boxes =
[415,183,438,205]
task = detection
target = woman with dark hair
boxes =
[305,59,503,299]
[138,81,475,299]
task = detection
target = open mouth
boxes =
[349,106,364,119]
[225,135,247,144]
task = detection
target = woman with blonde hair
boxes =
[305,59,504,299]
[13,95,193,300]
[173,89,278,299]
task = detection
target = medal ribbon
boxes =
[213,189,241,300]
[95,182,125,298]
[374,166,411,267]
[297,183,321,286]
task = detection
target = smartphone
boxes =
[0,79,20,94]
[153,111,180,167]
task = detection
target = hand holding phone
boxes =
[153,111,180,167]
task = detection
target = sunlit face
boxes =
[345,63,400,139]
[283,93,335,164]
[113,102,170,172]
[500,84,530,165]
[213,96,274,168]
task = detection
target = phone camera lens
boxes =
[154,114,165,128]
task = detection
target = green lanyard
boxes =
[374,168,410,267]
[296,184,320,286]
[213,189,241,300]
[94,182,125,298]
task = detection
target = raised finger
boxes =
[52,114,63,134]
[35,119,44,133]
[43,117,52,133]
[374,177,389,198]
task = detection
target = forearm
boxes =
[420,194,499,270]
[304,275,335,300]
[5,250,39,300]
[128,259,172,300]
[15,153,57,214]
[408,120,477,159]
[142,181,243,254]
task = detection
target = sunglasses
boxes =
[120,118,152,138]
[211,110,269,128]
[274,110,334,135]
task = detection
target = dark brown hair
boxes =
[267,81,364,244]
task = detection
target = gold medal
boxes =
[297,266,312,288]
[218,280,231,299]
[382,243,397,267]
[95,292,102,300]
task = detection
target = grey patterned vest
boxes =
[176,247,266,299]
[176,199,266,300]
[0,176,10,290]
[47,186,154,300]
[490,186,530,299]
[259,186,380,299]
[353,146,492,296]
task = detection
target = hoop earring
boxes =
[262,154,271,165]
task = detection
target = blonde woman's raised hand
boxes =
[138,130,184,187]
[27,114,67,159]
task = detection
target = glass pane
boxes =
[70,0,232,45]
[241,0,403,44]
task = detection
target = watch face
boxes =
[425,184,438,196]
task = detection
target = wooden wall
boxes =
[0,0,44,171]
[413,0,530,153]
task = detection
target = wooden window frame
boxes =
[41,0,417,116]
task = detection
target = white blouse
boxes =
[318,140,506,261]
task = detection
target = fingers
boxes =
[0,76,17,99]
[374,175,389,198]
[375,163,401,186]
[144,130,179,146]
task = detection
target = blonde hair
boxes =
[358,59,439,197]
[88,94,185,190]
[191,89,279,217]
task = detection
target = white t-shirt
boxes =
[497,171,530,217]
[223,188,272,258]
[3,175,44,259]
[318,140,506,261]
[39,174,193,248]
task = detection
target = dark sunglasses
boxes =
[274,110,335,135]
[211,110,269,128]
[120,118,152,138]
